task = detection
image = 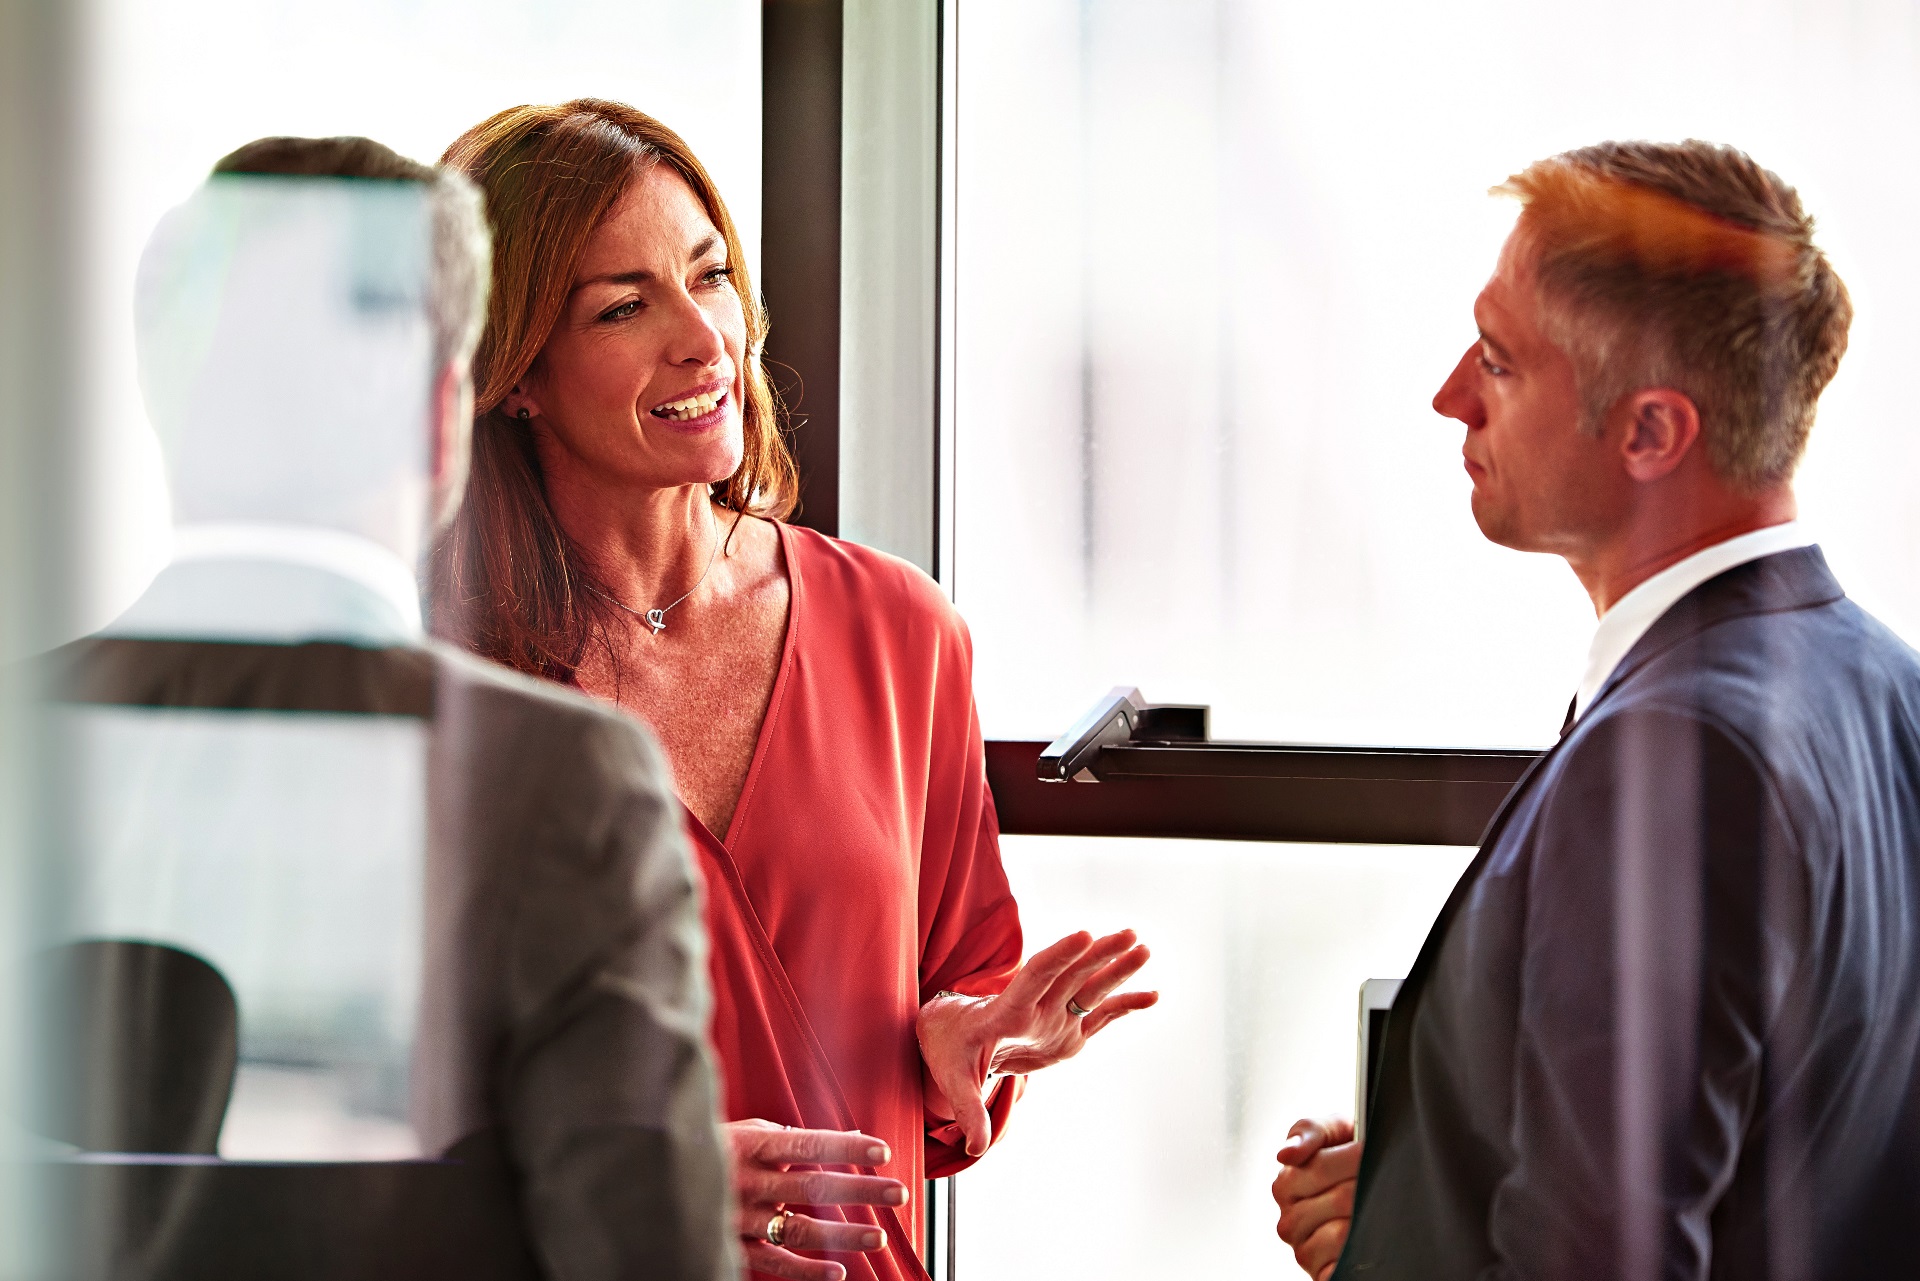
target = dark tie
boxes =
[1560,696,1577,739]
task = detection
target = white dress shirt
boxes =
[101,522,424,647]
[1573,521,1814,721]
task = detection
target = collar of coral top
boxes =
[1572,519,1812,723]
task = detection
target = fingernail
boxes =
[884,1186,908,1205]
[860,1230,884,1249]
[865,1143,888,1163]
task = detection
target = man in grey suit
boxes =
[46,138,735,1279]
[1273,141,1920,1279]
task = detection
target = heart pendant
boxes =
[645,608,667,635]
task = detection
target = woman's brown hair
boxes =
[432,98,796,680]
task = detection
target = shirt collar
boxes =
[101,522,424,647]
[1573,520,1814,722]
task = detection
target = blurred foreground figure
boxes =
[1274,141,1920,1280]
[41,138,733,1279]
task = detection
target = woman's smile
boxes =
[648,379,733,429]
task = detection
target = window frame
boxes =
[762,0,1535,848]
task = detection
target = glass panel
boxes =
[949,16,1920,1273]
[75,0,763,637]
[964,837,1473,1276]
[55,707,428,1159]
[39,176,438,1162]
[952,0,1920,747]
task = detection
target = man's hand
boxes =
[728,1120,908,1281]
[1273,1116,1361,1281]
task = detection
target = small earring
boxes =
[516,407,531,421]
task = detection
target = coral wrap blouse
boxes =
[686,522,1025,1281]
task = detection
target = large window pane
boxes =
[952,0,1920,748]
[951,4,1920,1276]
[966,838,1472,1276]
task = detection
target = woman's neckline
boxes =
[684,517,802,852]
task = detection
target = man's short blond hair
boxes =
[1498,140,1852,490]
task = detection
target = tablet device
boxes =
[1355,978,1402,1143]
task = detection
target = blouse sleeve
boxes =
[911,597,1027,1178]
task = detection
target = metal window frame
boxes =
[762,0,845,536]
[763,0,1540,852]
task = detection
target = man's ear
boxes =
[1615,388,1701,483]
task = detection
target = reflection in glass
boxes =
[43,177,435,1162]
[77,0,763,636]
[55,708,427,1159]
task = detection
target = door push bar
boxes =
[1037,687,1208,782]
[1017,688,1541,844]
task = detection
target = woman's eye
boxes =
[702,266,736,288]
[1477,352,1508,377]
[600,300,640,322]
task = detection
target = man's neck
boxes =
[1569,486,1798,616]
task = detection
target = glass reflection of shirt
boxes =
[69,523,430,1159]
[104,522,424,647]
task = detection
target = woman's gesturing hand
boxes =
[728,1119,908,1281]
[916,929,1158,1157]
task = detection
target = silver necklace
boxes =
[585,506,722,636]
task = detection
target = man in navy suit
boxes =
[1272,140,1920,1280]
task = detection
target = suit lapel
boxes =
[1352,545,1846,1212]
[1347,727,1569,1213]
[1583,545,1842,723]
[1395,547,1838,1019]
[1379,732,1562,1026]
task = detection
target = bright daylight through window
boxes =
[949,2,1920,1276]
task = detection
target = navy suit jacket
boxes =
[1337,547,1920,1281]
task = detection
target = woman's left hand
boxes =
[916,929,1157,1156]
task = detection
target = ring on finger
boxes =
[766,1209,796,1246]
[1066,996,1091,1018]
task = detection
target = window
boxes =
[932,2,1920,1275]
[951,0,1920,749]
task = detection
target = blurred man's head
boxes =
[1432,141,1850,587]
[136,136,489,552]
[214,137,490,411]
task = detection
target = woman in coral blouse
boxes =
[434,100,1157,1281]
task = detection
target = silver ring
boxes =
[765,1209,795,1246]
[1066,996,1091,1018]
